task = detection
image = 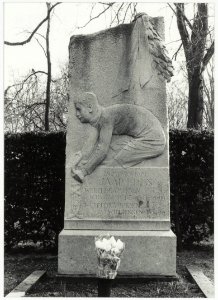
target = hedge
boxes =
[169,129,214,248]
[4,130,213,250]
[4,132,65,250]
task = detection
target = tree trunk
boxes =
[45,2,51,131]
[187,73,204,129]
[175,3,213,130]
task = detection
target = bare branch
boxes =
[201,41,214,73]
[133,3,137,16]
[25,30,46,40]
[56,113,67,128]
[122,3,131,24]
[174,3,193,30]
[202,78,210,105]
[26,102,45,109]
[167,3,177,15]
[4,2,61,46]
[168,3,193,31]
[90,3,97,17]
[35,37,47,58]
[166,39,182,45]
[174,3,191,76]
[172,43,183,61]
[78,2,115,29]
[25,109,45,130]
[4,71,51,98]
[110,3,124,26]
[191,4,208,53]
[116,3,124,24]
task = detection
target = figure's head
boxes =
[74,92,99,123]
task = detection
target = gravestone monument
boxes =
[58,13,176,276]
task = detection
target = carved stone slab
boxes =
[59,14,176,277]
[66,17,171,231]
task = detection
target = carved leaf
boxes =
[134,13,174,82]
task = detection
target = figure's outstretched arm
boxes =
[80,127,99,161]
[79,123,113,176]
[71,127,98,168]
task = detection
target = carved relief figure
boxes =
[71,92,166,183]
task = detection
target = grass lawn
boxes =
[4,245,213,297]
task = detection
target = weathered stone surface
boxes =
[72,92,166,178]
[58,14,176,276]
[58,230,176,276]
[65,167,170,230]
[65,15,171,228]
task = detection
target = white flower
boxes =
[95,240,104,249]
[109,236,117,248]
[96,238,111,252]
[95,235,124,255]
[104,243,112,252]
[116,239,124,251]
[112,248,120,255]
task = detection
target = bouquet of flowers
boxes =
[95,235,125,279]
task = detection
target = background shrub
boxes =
[4,130,213,250]
[169,129,214,249]
[4,132,65,250]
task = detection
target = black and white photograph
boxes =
[3,1,214,297]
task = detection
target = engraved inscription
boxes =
[70,168,169,220]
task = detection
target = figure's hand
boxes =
[71,167,87,183]
[78,159,88,166]
[72,151,82,168]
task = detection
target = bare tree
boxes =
[4,2,61,131]
[169,3,214,129]
[202,59,214,129]
[5,71,45,132]
[4,65,68,132]
[49,65,69,131]
[5,3,214,132]
[167,78,188,130]
[45,2,52,131]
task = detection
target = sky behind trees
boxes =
[4,2,182,85]
[2,1,216,131]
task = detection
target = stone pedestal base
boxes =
[58,229,176,277]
